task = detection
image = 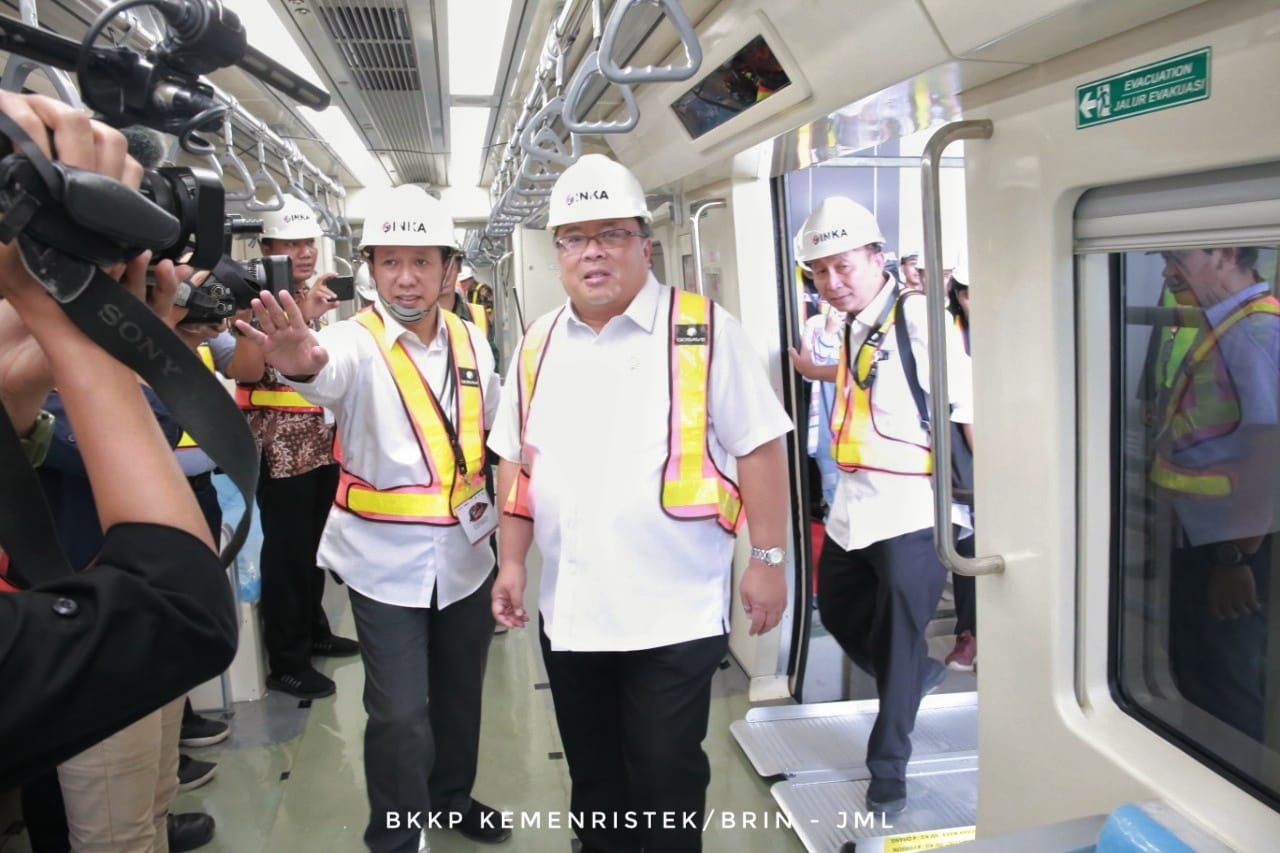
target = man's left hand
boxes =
[740,563,787,636]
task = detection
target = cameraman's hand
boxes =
[301,273,338,323]
[0,93,141,310]
[236,290,328,379]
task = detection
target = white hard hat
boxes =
[899,249,921,263]
[794,197,885,265]
[458,263,475,280]
[359,185,459,251]
[354,262,375,301]
[546,154,651,229]
[260,196,322,241]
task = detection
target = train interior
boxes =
[1,0,1279,850]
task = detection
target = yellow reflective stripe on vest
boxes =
[336,309,486,524]
[1149,296,1280,496]
[830,294,933,475]
[661,289,742,533]
[503,309,564,518]
[468,303,490,338]
[234,385,323,412]
[177,344,217,449]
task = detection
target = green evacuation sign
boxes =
[1076,47,1210,129]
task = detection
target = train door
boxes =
[958,0,1280,848]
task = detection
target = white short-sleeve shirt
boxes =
[489,275,793,652]
[824,281,974,552]
[292,303,500,608]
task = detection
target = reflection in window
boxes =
[1114,244,1280,802]
[669,35,791,139]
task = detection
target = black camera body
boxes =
[178,253,292,326]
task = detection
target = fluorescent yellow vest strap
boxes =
[234,384,322,412]
[1149,297,1280,497]
[177,344,217,449]
[468,304,490,338]
[830,293,933,475]
[660,289,743,533]
[503,309,564,518]
[335,308,486,525]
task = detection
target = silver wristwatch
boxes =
[750,546,786,567]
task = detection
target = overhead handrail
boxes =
[519,97,581,168]
[688,199,724,297]
[218,112,257,202]
[599,0,702,84]
[921,119,1001,577]
[562,50,641,134]
[244,138,286,212]
[518,154,560,188]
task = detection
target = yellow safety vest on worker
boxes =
[1149,295,1280,497]
[334,308,487,525]
[177,344,217,450]
[504,288,744,533]
[830,289,933,476]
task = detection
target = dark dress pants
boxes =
[349,573,496,853]
[1168,536,1272,740]
[540,624,729,853]
[816,527,948,782]
[257,462,339,674]
[953,531,976,636]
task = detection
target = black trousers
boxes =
[816,528,947,782]
[540,625,728,853]
[1169,536,1272,741]
[349,576,496,853]
[953,532,976,636]
[257,462,339,674]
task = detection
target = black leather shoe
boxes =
[267,667,336,699]
[312,634,359,657]
[866,777,908,815]
[168,812,215,852]
[449,800,511,844]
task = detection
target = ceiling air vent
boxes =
[316,3,420,93]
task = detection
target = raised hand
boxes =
[235,289,329,379]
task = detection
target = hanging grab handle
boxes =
[244,139,285,212]
[519,96,581,167]
[561,50,641,134]
[599,0,702,84]
[920,119,1002,577]
[218,115,257,202]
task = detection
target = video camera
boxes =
[173,215,293,325]
[0,0,330,293]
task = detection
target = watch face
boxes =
[765,547,785,565]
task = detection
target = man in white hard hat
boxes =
[489,154,792,852]
[221,195,357,702]
[238,185,508,852]
[438,261,498,367]
[787,197,973,818]
[899,249,923,291]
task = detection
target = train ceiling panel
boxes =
[269,0,448,187]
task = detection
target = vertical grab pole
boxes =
[921,119,1003,576]
[689,199,725,297]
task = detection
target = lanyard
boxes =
[430,324,468,477]
[845,289,900,390]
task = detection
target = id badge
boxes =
[455,489,498,545]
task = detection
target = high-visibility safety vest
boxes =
[467,303,490,338]
[1149,295,1280,497]
[504,289,745,534]
[177,344,217,450]
[333,308,487,525]
[831,290,933,476]
[235,334,323,413]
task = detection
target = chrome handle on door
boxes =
[921,119,1002,576]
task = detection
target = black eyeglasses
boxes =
[553,228,645,255]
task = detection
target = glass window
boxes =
[1109,241,1280,804]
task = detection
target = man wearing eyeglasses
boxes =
[489,154,792,853]
[787,197,973,823]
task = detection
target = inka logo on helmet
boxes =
[811,228,849,246]
[564,189,610,207]
[381,221,430,234]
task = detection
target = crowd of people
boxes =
[6,86,1264,853]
